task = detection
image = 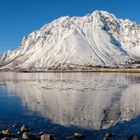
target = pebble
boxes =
[74,132,85,138]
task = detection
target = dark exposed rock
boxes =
[10,138,21,140]
[128,135,138,140]
[1,137,10,140]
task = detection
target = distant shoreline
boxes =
[1,68,140,73]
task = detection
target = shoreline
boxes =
[0,123,138,140]
[1,68,140,73]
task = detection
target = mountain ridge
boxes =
[0,10,140,71]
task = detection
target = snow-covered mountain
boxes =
[1,10,140,71]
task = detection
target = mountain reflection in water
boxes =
[0,72,140,137]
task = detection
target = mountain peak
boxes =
[0,10,140,71]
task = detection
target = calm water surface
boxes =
[0,72,140,139]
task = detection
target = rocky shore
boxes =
[0,124,87,140]
[0,124,139,140]
[0,124,54,140]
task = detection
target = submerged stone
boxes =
[103,132,115,140]
[74,132,85,139]
[128,135,138,140]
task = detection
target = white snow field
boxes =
[0,10,140,71]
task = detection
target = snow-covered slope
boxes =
[1,10,140,71]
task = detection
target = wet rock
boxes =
[2,129,11,136]
[128,135,138,140]
[103,132,115,140]
[10,138,21,140]
[1,137,10,140]
[38,131,44,136]
[40,134,54,140]
[22,132,38,140]
[74,132,85,139]
[22,132,30,140]
[20,125,29,133]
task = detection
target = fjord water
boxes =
[0,72,140,139]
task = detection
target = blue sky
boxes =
[0,0,140,54]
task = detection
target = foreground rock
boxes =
[20,125,29,133]
[40,134,54,140]
[22,132,30,140]
[2,130,11,136]
[1,138,10,140]
[0,123,139,140]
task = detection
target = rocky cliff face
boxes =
[1,10,140,71]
